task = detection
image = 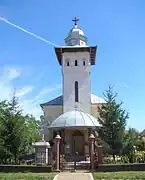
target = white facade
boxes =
[62,51,91,113]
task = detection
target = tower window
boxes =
[65,59,70,66]
[67,61,69,66]
[75,60,78,66]
[83,61,85,66]
[75,81,79,102]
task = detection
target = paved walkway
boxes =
[54,172,94,180]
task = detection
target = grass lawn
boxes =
[0,173,56,180]
[93,171,145,180]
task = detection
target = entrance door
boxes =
[72,131,84,156]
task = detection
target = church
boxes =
[40,18,105,158]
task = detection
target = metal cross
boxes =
[72,17,79,26]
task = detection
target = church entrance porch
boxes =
[51,131,100,171]
[72,130,84,156]
[55,128,90,171]
[63,128,89,157]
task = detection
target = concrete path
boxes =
[54,172,94,180]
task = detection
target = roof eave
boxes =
[54,46,97,65]
[48,125,101,129]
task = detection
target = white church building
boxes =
[40,18,105,157]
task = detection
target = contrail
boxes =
[0,17,59,47]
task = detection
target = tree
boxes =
[98,85,129,161]
[135,131,145,151]
[0,100,12,163]
[0,94,42,164]
[1,96,26,163]
[122,128,139,163]
[0,95,41,164]
[23,114,41,154]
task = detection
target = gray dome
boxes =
[48,110,101,129]
[68,26,84,36]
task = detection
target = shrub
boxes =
[135,151,145,163]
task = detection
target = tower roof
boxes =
[65,17,88,46]
[55,18,97,65]
[69,26,85,37]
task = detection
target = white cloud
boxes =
[1,67,22,81]
[0,67,22,101]
[7,67,22,80]
[123,83,129,89]
[20,84,62,119]
[16,86,34,97]
[20,100,42,119]
[118,82,129,89]
[0,67,61,119]
[38,84,62,96]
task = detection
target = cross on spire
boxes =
[72,17,79,26]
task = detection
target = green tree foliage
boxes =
[136,130,145,151]
[122,128,139,163]
[98,85,129,160]
[136,139,145,151]
[0,95,41,164]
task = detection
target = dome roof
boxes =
[69,25,84,36]
[48,110,101,129]
[65,21,87,46]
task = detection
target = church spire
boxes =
[65,17,88,46]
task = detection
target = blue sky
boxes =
[0,0,145,130]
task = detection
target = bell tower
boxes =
[55,18,97,113]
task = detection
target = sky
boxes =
[0,0,145,131]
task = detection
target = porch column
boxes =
[84,129,89,154]
[89,133,95,171]
[55,133,61,172]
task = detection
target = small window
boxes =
[75,81,79,102]
[67,61,69,66]
[83,61,85,66]
[65,59,70,66]
[75,60,78,66]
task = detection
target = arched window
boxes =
[67,61,69,66]
[65,59,70,66]
[83,61,85,66]
[75,60,78,66]
[75,81,79,102]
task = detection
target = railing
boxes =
[60,154,90,170]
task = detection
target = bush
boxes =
[135,151,145,163]
[93,171,145,180]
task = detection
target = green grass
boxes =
[93,171,145,180]
[0,173,56,180]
